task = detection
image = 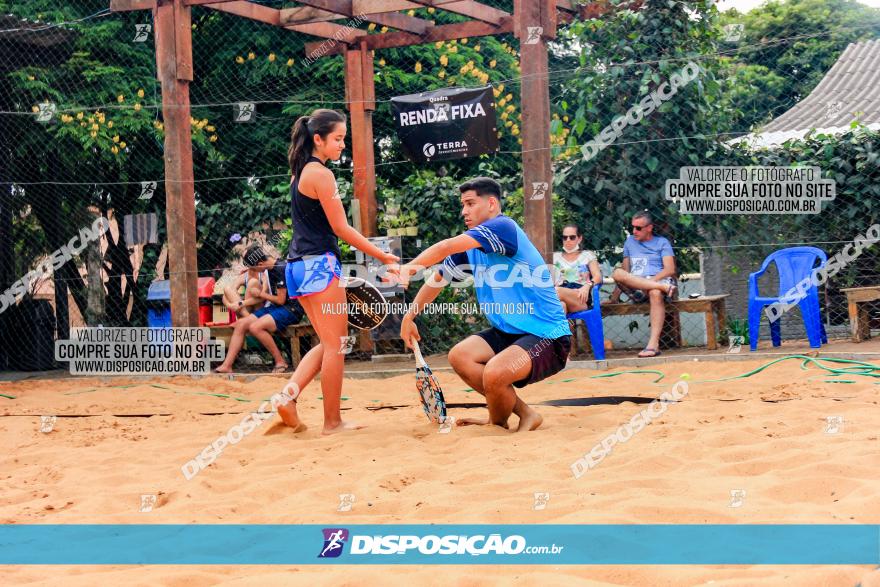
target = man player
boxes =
[399,177,571,432]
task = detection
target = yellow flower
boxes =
[518,138,523,145]
[474,44,481,52]
[197,120,207,129]
[497,131,503,138]
[427,7,435,13]
[209,135,218,142]
[76,112,84,120]
[407,9,415,16]
[111,145,119,154]
[501,112,509,120]
[90,131,97,138]
[505,93,513,101]
[80,122,86,127]
[236,56,244,64]
[506,105,515,112]
[380,26,388,33]
[438,70,446,79]
[461,38,468,44]
[435,41,443,49]
[493,88,500,97]
[439,54,448,67]
[459,65,468,74]
[137,89,145,98]
[28,75,35,81]
[287,58,294,66]
[379,58,386,67]
[268,53,276,62]
[414,61,422,73]
[498,98,506,107]
[449,46,457,53]
[498,84,505,92]
[113,135,120,143]
[505,120,513,127]
[368,23,376,31]
[206,125,215,132]
[31,105,39,113]
[119,141,127,149]
[247,52,255,60]
[489,59,497,68]
[153,120,162,129]
[512,128,520,136]
[117,94,124,103]
[563,115,569,122]
[91,123,99,131]
[480,73,489,84]
[134,103,142,112]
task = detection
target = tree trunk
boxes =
[84,230,105,326]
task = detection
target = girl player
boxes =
[277,109,398,435]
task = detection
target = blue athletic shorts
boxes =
[285,253,342,298]
[252,304,303,330]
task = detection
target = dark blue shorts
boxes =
[253,304,303,330]
[285,253,342,298]
[475,327,571,388]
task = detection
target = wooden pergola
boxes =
[110,0,612,327]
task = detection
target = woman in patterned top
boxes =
[553,223,602,313]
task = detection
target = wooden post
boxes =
[154,0,199,326]
[344,41,378,237]
[515,0,555,261]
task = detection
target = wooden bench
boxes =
[840,286,880,342]
[597,294,729,350]
[209,323,318,365]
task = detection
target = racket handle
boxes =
[411,339,426,367]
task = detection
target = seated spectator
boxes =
[215,245,304,374]
[605,210,677,358]
[222,266,269,319]
[553,223,602,313]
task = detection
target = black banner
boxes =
[391,86,498,163]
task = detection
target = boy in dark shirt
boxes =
[215,245,304,373]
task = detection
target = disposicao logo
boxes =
[318,528,349,558]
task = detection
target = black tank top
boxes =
[288,155,341,261]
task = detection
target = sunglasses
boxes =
[562,235,579,241]
[631,224,650,231]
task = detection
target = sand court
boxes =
[1,353,879,584]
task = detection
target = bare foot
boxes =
[456,417,509,429]
[213,365,233,374]
[516,409,543,432]
[457,417,488,426]
[278,401,307,433]
[322,421,365,435]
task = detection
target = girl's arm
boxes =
[303,166,398,266]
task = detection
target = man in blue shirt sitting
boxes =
[399,177,571,432]
[606,210,677,358]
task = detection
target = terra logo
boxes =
[423,143,437,157]
[318,528,349,558]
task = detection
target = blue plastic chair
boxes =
[747,246,828,351]
[567,283,605,360]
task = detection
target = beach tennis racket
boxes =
[412,340,448,424]
[342,277,388,330]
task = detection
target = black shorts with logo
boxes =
[475,327,571,389]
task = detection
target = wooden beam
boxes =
[286,20,365,42]
[283,0,432,34]
[405,1,509,25]
[154,0,199,326]
[515,0,554,262]
[305,17,512,56]
[344,42,378,238]
[199,1,280,26]
[184,0,242,6]
[110,0,155,11]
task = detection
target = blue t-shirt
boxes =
[439,215,570,340]
[622,235,674,277]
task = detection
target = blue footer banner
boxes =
[1,525,878,565]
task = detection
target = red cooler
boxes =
[198,277,215,326]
